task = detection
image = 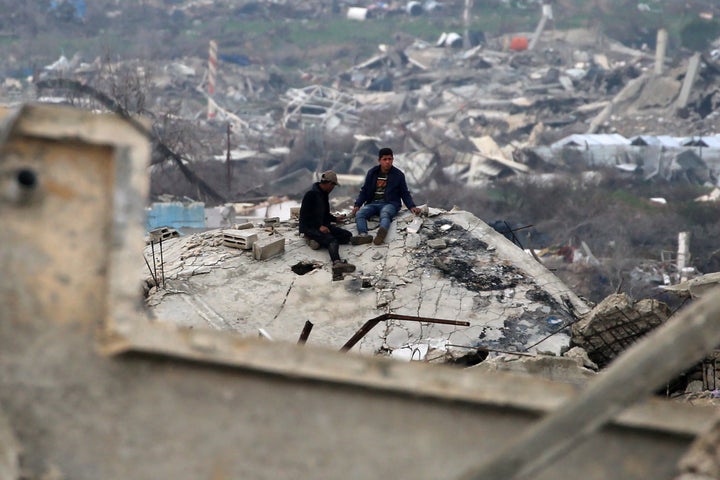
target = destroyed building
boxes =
[3,101,720,480]
[4,1,720,478]
[143,205,589,360]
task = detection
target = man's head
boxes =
[319,170,340,192]
[377,147,393,174]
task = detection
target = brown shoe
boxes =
[373,227,388,245]
[350,234,373,245]
[332,260,356,274]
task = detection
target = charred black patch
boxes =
[426,220,488,250]
[453,236,488,251]
[525,287,561,310]
[479,310,572,352]
[448,348,489,367]
[291,261,318,275]
[433,257,522,292]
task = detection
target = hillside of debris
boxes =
[3,0,720,304]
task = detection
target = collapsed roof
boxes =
[144,207,589,359]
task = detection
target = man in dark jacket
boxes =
[351,147,421,245]
[299,170,356,275]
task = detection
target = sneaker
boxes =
[305,238,321,250]
[373,227,388,245]
[350,234,373,245]
[332,260,356,274]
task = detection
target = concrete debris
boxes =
[5,62,720,477]
[146,226,180,244]
[281,84,361,130]
[571,293,671,369]
[7,16,720,196]
[144,208,589,356]
[6,0,720,467]
[564,345,600,371]
[6,94,720,480]
[473,353,597,387]
[222,229,258,250]
[661,272,720,299]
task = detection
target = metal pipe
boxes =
[341,314,470,352]
[143,254,159,288]
[150,240,159,290]
[159,236,166,288]
[446,344,536,357]
[298,321,314,344]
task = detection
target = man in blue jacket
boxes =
[299,170,356,275]
[351,148,421,245]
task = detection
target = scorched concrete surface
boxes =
[145,207,589,358]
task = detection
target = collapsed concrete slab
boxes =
[571,293,671,368]
[145,206,590,357]
[473,353,597,387]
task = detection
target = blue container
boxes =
[146,202,206,230]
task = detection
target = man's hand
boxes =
[411,207,422,215]
[319,226,330,234]
[351,206,360,216]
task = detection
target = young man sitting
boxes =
[351,148,421,245]
[299,170,356,275]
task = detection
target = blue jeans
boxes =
[355,201,398,234]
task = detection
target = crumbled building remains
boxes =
[5,1,720,478]
[571,293,671,369]
[143,207,589,358]
[5,5,720,200]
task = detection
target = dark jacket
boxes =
[299,182,337,234]
[354,165,416,211]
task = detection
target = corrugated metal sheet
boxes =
[552,133,630,148]
[682,136,720,148]
[629,135,683,148]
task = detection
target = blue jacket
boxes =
[354,165,416,211]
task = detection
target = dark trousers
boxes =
[304,225,352,262]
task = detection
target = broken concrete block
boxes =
[405,233,422,248]
[427,238,447,249]
[290,207,300,220]
[232,222,254,230]
[148,226,180,243]
[222,230,258,250]
[571,293,670,368]
[263,217,280,227]
[406,216,424,233]
[474,354,597,387]
[252,236,285,260]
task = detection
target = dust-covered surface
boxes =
[143,207,587,357]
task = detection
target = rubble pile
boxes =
[5,4,720,477]
[3,3,720,201]
[142,207,589,358]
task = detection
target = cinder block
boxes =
[232,222,254,230]
[253,236,285,260]
[148,226,180,243]
[290,207,300,220]
[223,230,258,250]
[263,217,280,227]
